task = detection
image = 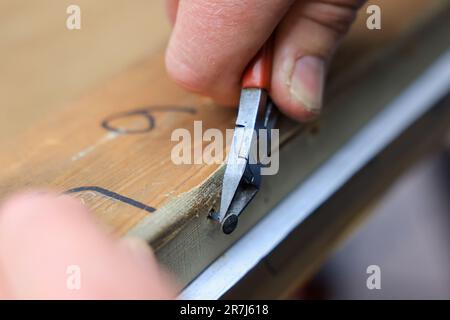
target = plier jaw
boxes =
[210,96,278,234]
[216,174,259,235]
[210,143,261,234]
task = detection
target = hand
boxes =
[165,0,365,121]
[0,192,176,299]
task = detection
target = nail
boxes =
[289,56,325,115]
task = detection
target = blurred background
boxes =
[1,0,449,299]
[303,149,450,299]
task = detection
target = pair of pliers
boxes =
[210,36,278,234]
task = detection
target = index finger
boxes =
[165,0,294,105]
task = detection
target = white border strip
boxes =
[180,49,450,300]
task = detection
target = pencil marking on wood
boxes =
[66,186,156,213]
[101,106,197,134]
[71,132,119,161]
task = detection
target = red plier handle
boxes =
[242,35,274,90]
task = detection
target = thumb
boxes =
[271,0,363,121]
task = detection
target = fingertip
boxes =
[0,191,88,234]
[273,95,320,122]
[165,44,208,95]
[165,46,241,107]
[271,63,322,123]
[120,237,180,299]
[165,38,242,107]
[286,105,320,123]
